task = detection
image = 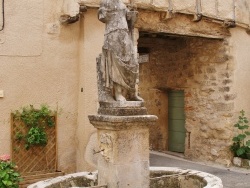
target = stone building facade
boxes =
[1,0,250,173]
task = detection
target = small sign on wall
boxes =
[139,54,149,63]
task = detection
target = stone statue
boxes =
[97,0,143,102]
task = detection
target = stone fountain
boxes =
[88,1,157,186]
[28,0,223,187]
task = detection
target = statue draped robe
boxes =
[98,0,138,93]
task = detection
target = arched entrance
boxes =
[138,30,226,157]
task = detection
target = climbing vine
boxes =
[13,105,56,150]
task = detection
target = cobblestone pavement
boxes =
[150,151,250,188]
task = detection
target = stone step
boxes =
[99,101,144,108]
[98,107,148,116]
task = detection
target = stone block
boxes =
[242,159,250,167]
[79,0,100,7]
[235,0,250,25]
[217,0,234,20]
[211,148,219,156]
[79,0,130,7]
[172,0,196,13]
[151,0,168,9]
[116,161,150,187]
[219,87,230,92]
[98,102,147,116]
[89,114,157,188]
[224,94,236,101]
[233,157,250,168]
[222,79,232,85]
[114,129,150,163]
[215,158,231,167]
[96,128,150,164]
[214,102,234,111]
[233,157,242,167]
[96,136,150,187]
[134,0,155,9]
[201,0,217,17]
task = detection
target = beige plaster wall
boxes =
[230,27,250,118]
[229,27,250,162]
[0,0,80,173]
[76,9,104,172]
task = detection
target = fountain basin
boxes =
[27,167,223,188]
[150,167,223,188]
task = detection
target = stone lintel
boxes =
[136,11,230,39]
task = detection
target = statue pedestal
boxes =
[89,102,157,188]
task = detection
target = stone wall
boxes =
[138,35,234,164]
[79,0,250,27]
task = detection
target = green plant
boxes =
[231,110,250,159]
[15,131,24,141]
[17,105,55,128]
[0,155,22,188]
[13,105,56,150]
[25,127,47,150]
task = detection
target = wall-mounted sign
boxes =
[139,54,149,63]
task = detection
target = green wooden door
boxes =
[168,90,186,153]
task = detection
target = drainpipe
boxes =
[222,0,236,28]
[160,0,173,21]
[193,0,202,22]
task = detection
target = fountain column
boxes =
[89,0,157,187]
[89,102,157,188]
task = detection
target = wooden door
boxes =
[168,90,186,153]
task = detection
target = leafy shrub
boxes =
[0,155,22,188]
[231,110,250,159]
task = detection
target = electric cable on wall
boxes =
[0,0,4,31]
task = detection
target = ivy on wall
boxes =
[12,105,56,150]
